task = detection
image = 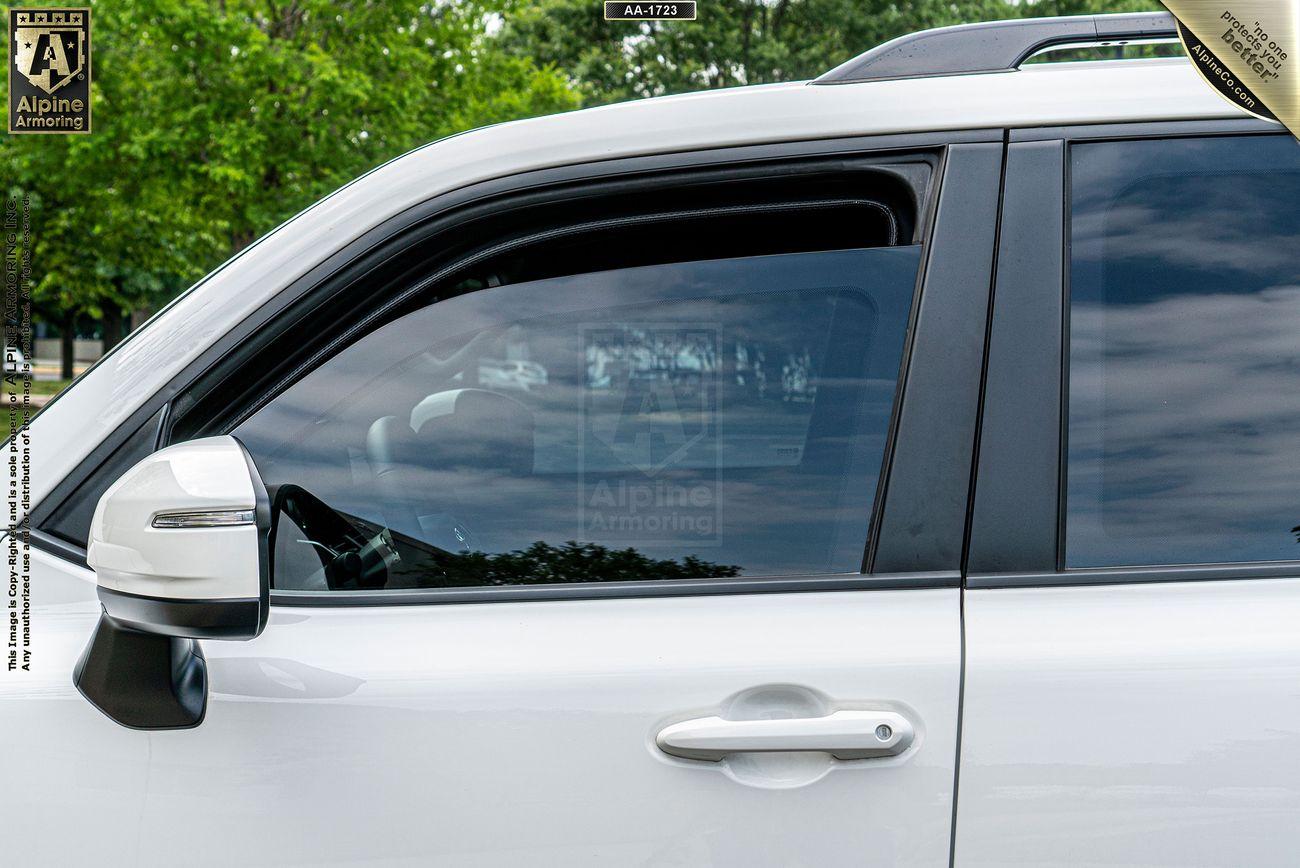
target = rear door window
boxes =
[1066,134,1300,568]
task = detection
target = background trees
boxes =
[1,0,1157,378]
[500,0,1158,104]
[2,0,579,377]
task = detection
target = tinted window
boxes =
[235,247,921,590]
[1067,135,1300,568]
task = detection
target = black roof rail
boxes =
[813,12,1177,85]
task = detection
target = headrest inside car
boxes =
[409,388,534,476]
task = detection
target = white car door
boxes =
[8,141,1002,867]
[956,129,1300,866]
[19,548,960,867]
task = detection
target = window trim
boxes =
[966,137,1065,581]
[968,121,1300,591]
[35,128,989,547]
[968,561,1300,590]
[32,128,1003,604]
[246,185,934,601]
[1009,116,1279,143]
[276,571,962,607]
[871,142,1004,574]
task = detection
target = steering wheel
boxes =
[272,484,391,590]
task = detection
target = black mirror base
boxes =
[73,611,208,730]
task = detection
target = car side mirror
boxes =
[73,435,271,729]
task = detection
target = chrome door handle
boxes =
[656,710,914,761]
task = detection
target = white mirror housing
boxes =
[75,435,270,730]
[86,435,270,639]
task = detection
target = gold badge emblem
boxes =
[8,8,91,134]
[1164,0,1294,134]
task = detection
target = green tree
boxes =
[502,0,1162,105]
[2,0,579,377]
[3,0,1170,380]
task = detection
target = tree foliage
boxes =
[1,0,579,366]
[501,0,1162,104]
[2,0,1166,373]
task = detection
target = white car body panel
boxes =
[956,580,1300,867]
[7,34,1294,867]
[27,59,1246,506]
[15,547,960,867]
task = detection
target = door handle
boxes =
[656,709,914,761]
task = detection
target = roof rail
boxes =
[813,12,1177,85]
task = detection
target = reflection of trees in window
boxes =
[782,349,815,402]
[378,527,745,588]
[430,541,742,587]
[585,327,720,390]
[733,341,818,404]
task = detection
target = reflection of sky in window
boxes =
[1068,135,1300,567]
[237,247,921,584]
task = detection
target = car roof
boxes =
[29,55,1267,503]
[568,56,1241,138]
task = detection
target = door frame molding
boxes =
[33,129,1005,606]
[967,118,1300,590]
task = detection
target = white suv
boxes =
[10,13,1299,867]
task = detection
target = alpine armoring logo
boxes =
[1176,18,1278,122]
[580,325,719,545]
[8,7,91,134]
